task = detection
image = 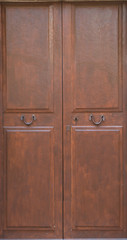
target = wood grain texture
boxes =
[0,1,127,239]
[0,4,3,239]
[3,4,54,112]
[71,126,123,230]
[0,0,127,2]
[71,3,122,112]
[63,2,127,238]
[4,127,54,230]
[0,2,62,239]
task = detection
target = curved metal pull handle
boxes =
[89,114,105,126]
[21,114,36,126]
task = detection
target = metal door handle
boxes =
[21,114,36,126]
[89,114,105,126]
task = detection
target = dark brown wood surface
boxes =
[0,3,62,238]
[1,0,127,2]
[63,2,127,238]
[0,1,127,239]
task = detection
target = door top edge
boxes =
[0,0,127,2]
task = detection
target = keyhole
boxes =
[74,117,79,122]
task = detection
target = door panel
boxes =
[71,3,122,112]
[71,126,123,230]
[4,128,54,230]
[3,4,53,112]
[0,3,62,239]
[63,2,127,238]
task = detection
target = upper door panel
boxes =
[70,3,123,112]
[3,4,54,112]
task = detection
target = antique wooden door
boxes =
[0,3,62,239]
[63,2,127,239]
[0,1,127,239]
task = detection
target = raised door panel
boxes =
[71,126,123,231]
[3,4,54,112]
[4,127,54,230]
[71,3,122,112]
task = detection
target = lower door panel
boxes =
[4,127,54,231]
[71,126,123,232]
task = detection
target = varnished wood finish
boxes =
[63,2,127,238]
[3,4,54,112]
[1,0,127,2]
[0,3,62,239]
[71,3,122,112]
[71,126,123,230]
[0,5,3,238]
[4,127,54,229]
[0,1,127,239]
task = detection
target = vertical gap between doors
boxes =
[61,2,64,239]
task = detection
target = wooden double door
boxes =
[0,1,127,239]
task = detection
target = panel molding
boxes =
[71,3,123,113]
[3,127,55,231]
[2,4,54,113]
[71,126,124,231]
